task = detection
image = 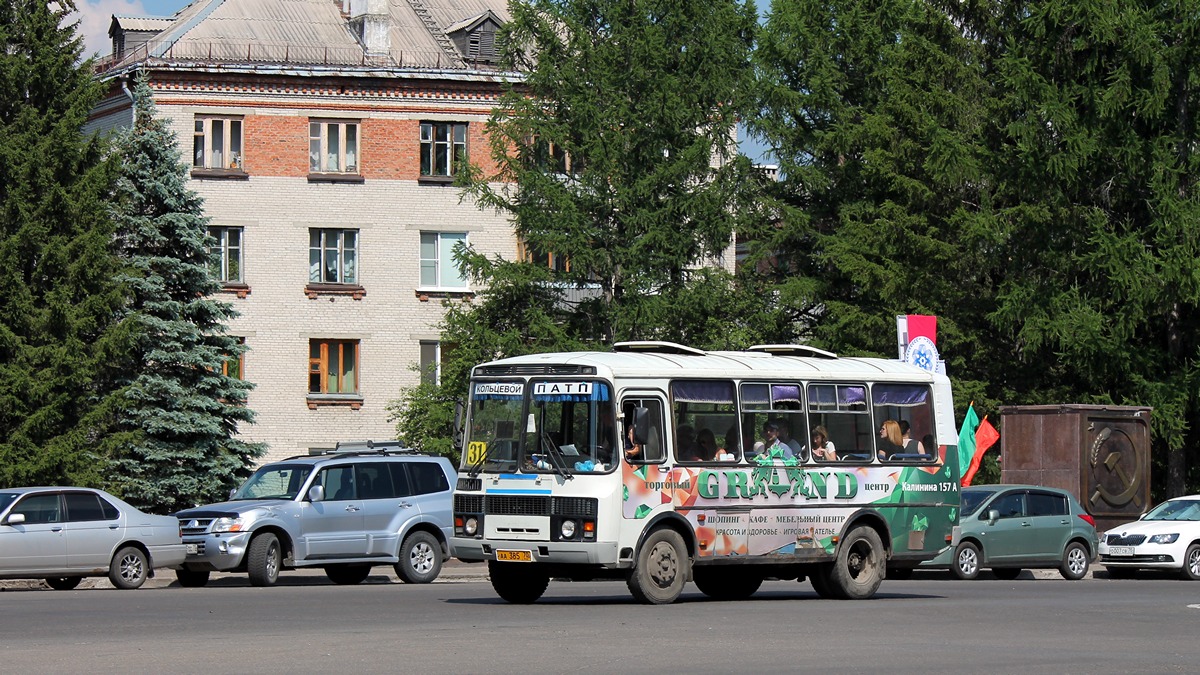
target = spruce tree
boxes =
[0,0,129,486]
[105,74,263,512]
[977,1,1200,496]
[751,0,1002,404]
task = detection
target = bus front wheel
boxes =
[488,560,549,604]
[627,529,689,605]
[828,526,885,599]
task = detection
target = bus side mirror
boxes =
[453,400,465,451]
[631,407,650,445]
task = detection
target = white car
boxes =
[1099,494,1200,580]
[0,487,186,590]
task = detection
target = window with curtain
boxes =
[309,339,359,395]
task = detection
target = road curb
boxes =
[1,562,491,591]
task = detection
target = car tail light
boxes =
[1078,513,1095,527]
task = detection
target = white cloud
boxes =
[68,0,148,59]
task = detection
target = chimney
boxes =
[348,0,390,56]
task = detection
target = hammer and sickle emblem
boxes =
[1089,426,1143,511]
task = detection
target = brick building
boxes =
[89,0,516,461]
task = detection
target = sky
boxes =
[69,0,774,163]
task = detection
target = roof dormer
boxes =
[445,10,503,65]
[108,15,172,59]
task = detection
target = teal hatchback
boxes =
[922,484,1098,580]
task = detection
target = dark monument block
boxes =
[999,404,1151,533]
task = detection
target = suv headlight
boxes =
[1148,533,1179,544]
[211,516,246,533]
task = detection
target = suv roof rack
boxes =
[328,440,423,456]
[747,344,839,359]
[612,341,707,356]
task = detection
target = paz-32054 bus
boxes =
[450,342,960,604]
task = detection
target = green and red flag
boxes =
[963,416,1000,487]
[956,403,980,485]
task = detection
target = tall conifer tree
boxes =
[0,1,129,486]
[106,75,263,511]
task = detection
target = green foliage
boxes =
[0,0,130,487]
[754,0,1200,495]
[393,0,765,453]
[103,74,264,512]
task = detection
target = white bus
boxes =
[450,342,961,604]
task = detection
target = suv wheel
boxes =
[247,533,281,587]
[394,531,442,584]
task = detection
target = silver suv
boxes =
[172,445,456,587]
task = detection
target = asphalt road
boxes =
[3,572,1198,674]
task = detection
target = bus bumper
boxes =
[451,537,619,566]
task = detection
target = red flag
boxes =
[963,416,1000,487]
[906,314,938,344]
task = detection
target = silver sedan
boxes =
[0,487,185,590]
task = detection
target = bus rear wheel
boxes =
[809,563,838,598]
[693,567,762,601]
[828,526,885,599]
[627,529,689,605]
[488,560,549,604]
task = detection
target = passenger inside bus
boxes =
[899,420,927,454]
[774,418,807,461]
[877,419,905,460]
[694,428,719,461]
[751,421,793,460]
[811,425,837,461]
[717,425,738,461]
[676,425,699,461]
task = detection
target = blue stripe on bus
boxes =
[485,489,553,495]
[498,474,538,480]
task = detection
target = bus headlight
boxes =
[465,517,479,536]
[561,520,577,539]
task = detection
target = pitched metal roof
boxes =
[109,16,175,33]
[101,0,512,73]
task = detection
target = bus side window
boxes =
[624,399,665,463]
[808,383,871,461]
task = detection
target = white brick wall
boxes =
[144,97,516,463]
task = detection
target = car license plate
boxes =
[495,549,532,562]
[1108,546,1134,556]
[186,544,199,555]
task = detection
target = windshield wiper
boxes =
[540,430,574,480]
[467,442,497,478]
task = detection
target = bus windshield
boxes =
[463,380,616,474]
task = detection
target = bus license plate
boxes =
[496,549,532,562]
[1108,546,1134,556]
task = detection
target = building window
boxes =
[221,338,246,380]
[194,116,243,170]
[517,238,570,273]
[309,339,358,394]
[207,227,243,283]
[310,229,358,284]
[309,120,359,174]
[420,122,467,177]
[420,341,451,386]
[419,232,467,289]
